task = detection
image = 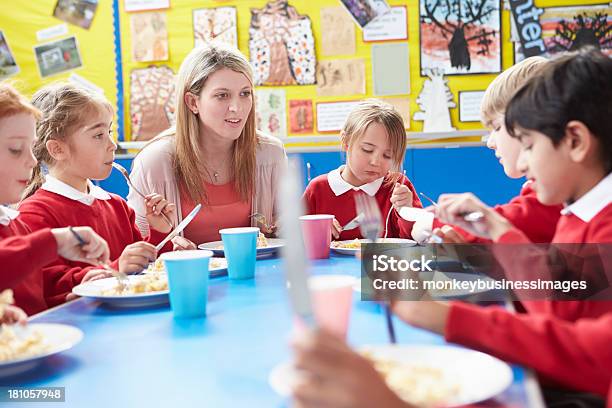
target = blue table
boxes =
[5,256,543,407]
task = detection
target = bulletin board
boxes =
[1,0,610,148]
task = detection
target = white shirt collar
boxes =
[0,205,19,226]
[561,172,612,222]
[327,165,384,197]
[41,175,111,206]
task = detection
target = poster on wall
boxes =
[514,3,612,62]
[255,88,287,138]
[320,7,356,56]
[340,0,390,28]
[316,59,366,97]
[316,101,361,132]
[372,43,410,96]
[362,5,408,42]
[53,0,98,30]
[34,36,83,78]
[0,31,19,80]
[458,91,485,122]
[131,11,169,62]
[125,0,169,12]
[288,100,314,134]
[249,1,316,86]
[130,65,176,141]
[193,7,238,48]
[420,0,501,75]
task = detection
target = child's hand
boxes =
[0,305,27,325]
[390,183,413,211]
[432,225,468,244]
[52,226,110,265]
[81,268,114,283]
[118,242,157,274]
[332,218,342,240]
[145,193,175,233]
[171,236,197,251]
[291,329,407,408]
[436,193,513,240]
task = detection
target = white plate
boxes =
[72,276,169,308]
[331,238,417,255]
[269,344,512,407]
[354,272,498,300]
[198,238,284,259]
[0,323,83,378]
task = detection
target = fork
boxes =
[112,162,174,229]
[354,193,396,344]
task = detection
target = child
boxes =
[18,83,174,307]
[412,56,563,244]
[0,83,110,315]
[302,99,421,240]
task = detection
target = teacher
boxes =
[127,43,287,245]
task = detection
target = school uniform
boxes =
[0,206,57,315]
[18,176,166,307]
[302,166,422,240]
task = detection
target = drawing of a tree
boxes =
[549,12,611,53]
[421,0,498,70]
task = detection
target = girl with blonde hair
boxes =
[128,43,287,246]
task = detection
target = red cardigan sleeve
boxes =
[0,229,58,290]
[446,302,612,396]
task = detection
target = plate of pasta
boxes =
[331,238,417,255]
[269,345,512,407]
[72,274,170,308]
[0,323,83,378]
[198,235,284,259]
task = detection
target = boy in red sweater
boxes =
[18,83,175,307]
[288,48,612,407]
[0,83,110,315]
[412,56,563,245]
[302,99,422,240]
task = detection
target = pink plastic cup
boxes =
[307,274,355,339]
[299,214,334,259]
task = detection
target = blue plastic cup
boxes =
[160,250,212,318]
[219,227,259,280]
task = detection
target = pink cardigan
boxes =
[126,133,287,238]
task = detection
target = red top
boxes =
[432,183,563,243]
[179,181,251,244]
[446,202,612,396]
[18,189,166,307]
[302,173,422,240]
[0,218,58,315]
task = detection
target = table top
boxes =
[4,255,543,407]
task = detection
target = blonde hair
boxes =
[481,56,548,126]
[170,43,256,204]
[0,83,41,120]
[341,99,406,184]
[22,83,113,200]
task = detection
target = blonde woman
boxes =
[127,44,287,246]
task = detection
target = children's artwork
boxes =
[316,59,366,97]
[255,89,287,138]
[320,7,356,56]
[124,0,170,12]
[413,69,456,132]
[316,101,361,132]
[420,0,501,75]
[34,36,83,78]
[372,44,410,96]
[363,5,408,42]
[458,91,485,122]
[193,7,238,48]
[288,100,314,134]
[249,1,316,86]
[130,66,176,141]
[340,0,391,28]
[514,3,612,62]
[380,97,410,129]
[0,31,19,80]
[53,0,98,30]
[131,11,168,62]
